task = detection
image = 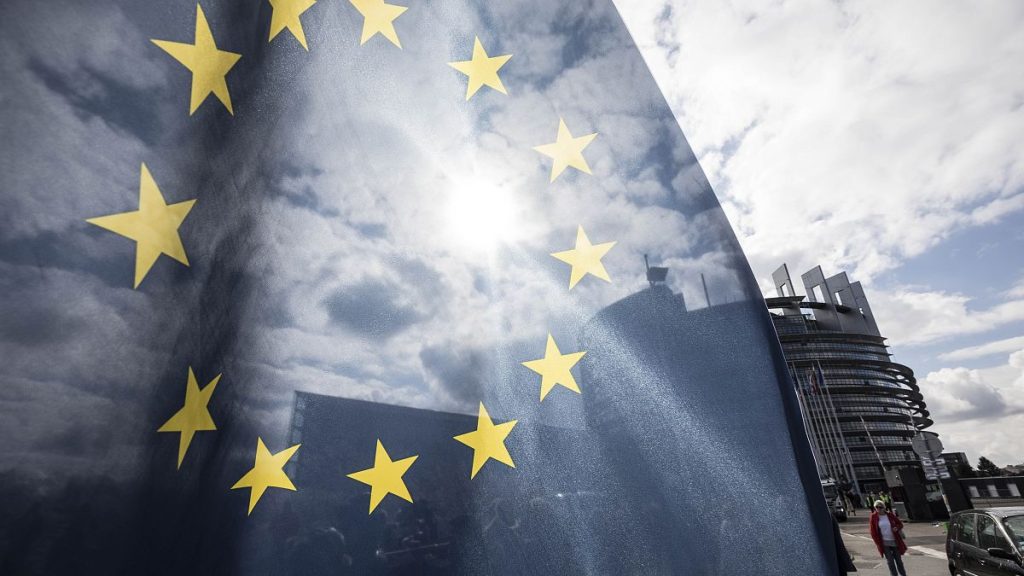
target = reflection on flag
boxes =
[0,0,840,573]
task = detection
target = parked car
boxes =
[830,496,848,522]
[821,479,848,522]
[946,507,1024,575]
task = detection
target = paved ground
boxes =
[839,513,950,575]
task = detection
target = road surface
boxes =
[840,513,949,575]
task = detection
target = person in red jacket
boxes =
[869,500,908,576]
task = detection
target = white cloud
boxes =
[936,414,1024,469]
[0,1,759,487]
[219,0,759,420]
[923,350,1024,465]
[868,287,1024,346]
[1005,277,1024,299]
[616,0,1024,284]
[0,1,171,241]
[940,335,1024,362]
[0,261,180,478]
[617,0,1024,465]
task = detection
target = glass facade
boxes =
[768,303,930,488]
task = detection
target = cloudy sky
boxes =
[0,0,793,493]
[2,3,852,565]
[618,0,1024,467]
[0,0,1018,505]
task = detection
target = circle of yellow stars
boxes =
[88,1,623,516]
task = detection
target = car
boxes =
[821,479,848,522]
[830,496,848,522]
[946,506,1024,575]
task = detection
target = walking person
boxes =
[869,500,907,576]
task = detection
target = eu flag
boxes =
[0,0,841,573]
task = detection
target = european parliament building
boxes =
[767,264,931,495]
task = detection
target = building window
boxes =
[987,484,999,498]
[812,285,825,302]
[1009,484,1021,498]
[969,486,980,498]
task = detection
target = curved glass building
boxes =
[767,264,932,494]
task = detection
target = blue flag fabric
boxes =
[0,0,839,573]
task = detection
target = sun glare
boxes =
[444,182,521,252]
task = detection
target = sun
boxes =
[443,181,521,253]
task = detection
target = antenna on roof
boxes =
[643,254,668,288]
[701,272,712,308]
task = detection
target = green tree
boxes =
[954,462,977,478]
[977,456,1005,477]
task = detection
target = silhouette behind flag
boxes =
[0,0,838,573]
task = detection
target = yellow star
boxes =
[454,403,518,479]
[157,367,220,469]
[349,0,408,48]
[86,163,196,289]
[152,4,242,115]
[231,438,301,515]
[521,335,587,401]
[533,118,598,183]
[347,440,418,514]
[448,37,512,100]
[551,225,617,290]
[268,0,317,50]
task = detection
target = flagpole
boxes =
[700,272,712,308]
[800,364,841,481]
[860,415,887,476]
[817,360,862,499]
[806,366,843,482]
[792,366,826,477]
[795,365,832,478]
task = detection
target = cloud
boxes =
[0,0,173,242]
[1005,277,1024,299]
[323,278,430,340]
[614,0,1024,467]
[868,287,1024,346]
[936,414,1024,468]
[940,335,1024,362]
[0,0,789,489]
[616,0,1024,284]
[419,343,489,408]
[0,262,178,478]
[922,367,1010,421]
[922,350,1024,465]
[616,0,1024,467]
[224,0,757,427]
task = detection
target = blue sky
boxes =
[619,0,1024,467]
